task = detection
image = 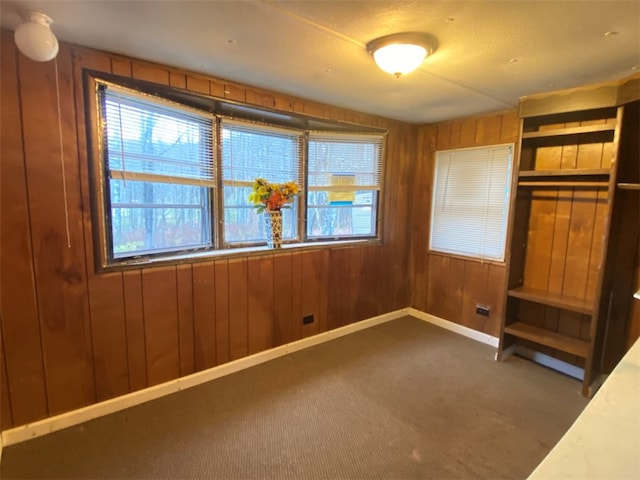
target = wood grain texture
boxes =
[228,258,249,361]
[122,270,148,391]
[193,262,216,371]
[247,256,274,354]
[141,267,180,386]
[18,45,96,416]
[214,260,231,365]
[0,35,49,426]
[1,37,414,428]
[176,264,195,376]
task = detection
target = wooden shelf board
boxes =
[618,183,640,190]
[519,168,610,178]
[504,322,589,358]
[522,124,615,139]
[508,286,593,314]
[518,181,609,188]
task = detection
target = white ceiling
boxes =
[1,0,639,124]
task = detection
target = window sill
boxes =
[99,238,382,272]
[426,249,507,267]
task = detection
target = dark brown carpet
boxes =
[1,316,588,479]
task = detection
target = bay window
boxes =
[90,78,385,268]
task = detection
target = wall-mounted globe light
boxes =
[15,11,59,62]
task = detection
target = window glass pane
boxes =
[429,145,513,261]
[220,120,302,244]
[223,186,297,243]
[307,191,377,238]
[104,88,214,183]
[307,132,383,239]
[101,84,215,262]
[109,179,211,257]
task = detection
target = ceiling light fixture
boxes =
[366,32,437,78]
[14,11,59,62]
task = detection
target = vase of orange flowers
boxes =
[249,178,300,248]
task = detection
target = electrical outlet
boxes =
[303,314,314,325]
[476,304,490,317]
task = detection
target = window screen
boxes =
[430,144,513,261]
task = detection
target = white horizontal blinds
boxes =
[308,132,384,191]
[430,144,513,261]
[103,85,214,186]
[220,119,303,186]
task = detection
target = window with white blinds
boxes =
[101,83,214,258]
[91,77,386,266]
[307,132,384,239]
[430,144,513,261]
[220,119,303,244]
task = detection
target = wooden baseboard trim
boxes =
[1,309,409,448]
[408,308,500,348]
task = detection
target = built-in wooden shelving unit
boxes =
[498,74,640,397]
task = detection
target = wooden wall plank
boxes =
[193,262,216,370]
[215,259,230,364]
[18,46,96,416]
[358,246,382,320]
[169,71,187,89]
[71,48,130,403]
[186,74,210,94]
[475,115,502,144]
[122,270,147,391]
[141,267,180,385]
[547,191,572,295]
[426,254,447,320]
[562,190,597,299]
[273,253,294,344]
[273,94,293,112]
[247,256,274,354]
[486,264,506,337]
[246,88,275,108]
[111,57,131,77]
[436,123,452,150]
[1,338,14,429]
[209,79,225,97]
[224,82,246,102]
[301,250,323,337]
[290,252,303,341]
[86,273,129,401]
[523,192,557,290]
[410,127,436,311]
[327,249,349,329]
[132,62,170,85]
[500,111,520,142]
[176,264,195,376]
[0,34,49,426]
[461,261,489,332]
[459,119,476,146]
[228,258,249,360]
[585,191,609,301]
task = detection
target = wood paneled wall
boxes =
[0,32,415,429]
[410,111,520,337]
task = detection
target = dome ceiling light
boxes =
[14,11,59,62]
[366,32,438,78]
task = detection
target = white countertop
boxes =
[528,336,640,479]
